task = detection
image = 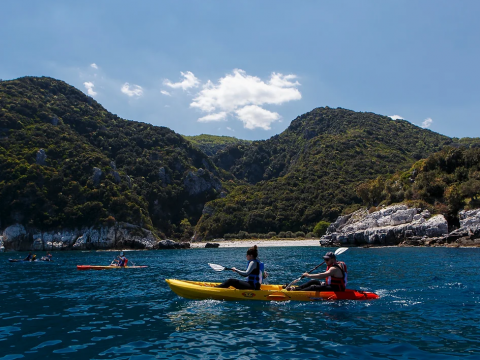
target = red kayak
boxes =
[76,265,148,270]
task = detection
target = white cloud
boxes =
[191,69,301,113]
[198,112,228,123]
[90,63,98,69]
[422,117,433,128]
[121,83,144,97]
[190,69,300,130]
[83,81,97,96]
[235,105,280,130]
[161,90,171,96]
[389,115,404,120]
[164,71,200,90]
[226,127,234,131]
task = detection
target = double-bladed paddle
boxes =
[208,263,232,272]
[285,247,349,289]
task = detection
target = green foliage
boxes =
[184,134,251,157]
[0,77,227,238]
[196,107,454,238]
[313,221,330,237]
[356,146,480,221]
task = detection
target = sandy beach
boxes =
[190,239,321,248]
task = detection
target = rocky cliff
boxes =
[0,222,160,251]
[320,205,480,247]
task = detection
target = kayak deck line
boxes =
[165,279,379,302]
[76,265,148,270]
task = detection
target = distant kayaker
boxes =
[24,252,33,261]
[287,251,347,292]
[215,245,267,290]
[40,253,53,261]
[117,252,128,267]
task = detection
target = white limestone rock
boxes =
[3,224,27,243]
[321,205,448,246]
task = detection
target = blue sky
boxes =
[1,1,479,140]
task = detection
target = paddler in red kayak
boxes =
[288,251,347,291]
[117,252,128,267]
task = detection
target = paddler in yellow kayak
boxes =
[287,251,347,291]
[215,245,267,290]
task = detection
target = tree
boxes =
[313,221,330,237]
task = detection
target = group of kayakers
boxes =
[216,245,347,292]
[23,252,53,262]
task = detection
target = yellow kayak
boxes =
[166,279,379,301]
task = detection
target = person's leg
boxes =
[295,284,341,292]
[291,280,321,290]
[216,279,253,289]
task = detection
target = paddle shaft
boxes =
[285,248,348,288]
[285,261,325,288]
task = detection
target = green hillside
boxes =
[2,77,478,242]
[184,134,251,157]
[195,107,456,238]
[356,145,480,227]
[0,77,226,239]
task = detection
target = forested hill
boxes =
[183,134,251,157]
[0,76,226,239]
[195,108,457,239]
[1,76,476,242]
[213,108,452,184]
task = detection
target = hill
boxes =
[0,76,226,239]
[356,145,480,228]
[195,107,456,239]
[183,134,251,157]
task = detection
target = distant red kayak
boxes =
[76,265,148,270]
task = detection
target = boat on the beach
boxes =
[166,279,379,301]
[76,265,148,270]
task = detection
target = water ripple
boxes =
[0,248,479,359]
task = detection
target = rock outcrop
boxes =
[205,242,220,248]
[155,239,190,249]
[183,168,222,196]
[320,205,449,246]
[36,149,47,165]
[1,223,166,251]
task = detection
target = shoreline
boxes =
[190,239,321,248]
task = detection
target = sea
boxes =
[0,246,479,360]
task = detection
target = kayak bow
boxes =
[166,279,379,301]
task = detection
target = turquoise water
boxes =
[0,247,479,359]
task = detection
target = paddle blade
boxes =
[334,247,348,256]
[208,263,227,272]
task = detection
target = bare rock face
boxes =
[320,205,449,246]
[2,224,28,250]
[1,223,161,251]
[158,167,170,186]
[183,168,222,196]
[36,149,47,165]
[92,167,103,185]
[445,209,480,244]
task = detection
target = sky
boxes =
[1,1,479,140]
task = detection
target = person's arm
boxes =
[302,267,336,280]
[232,261,256,277]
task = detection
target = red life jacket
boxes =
[326,261,347,291]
